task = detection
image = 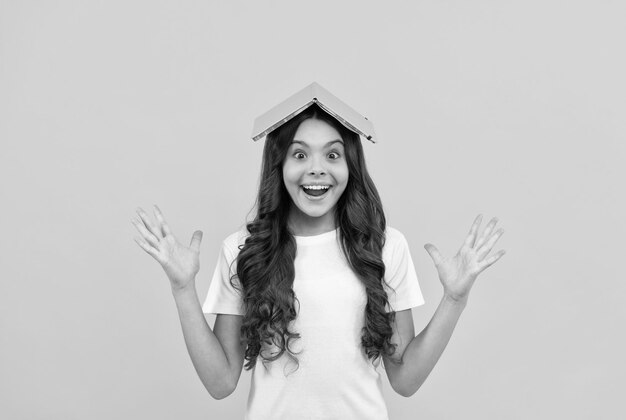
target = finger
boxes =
[475,217,499,249]
[133,236,161,261]
[424,243,444,266]
[136,207,163,240]
[190,230,203,252]
[131,218,160,248]
[477,228,505,261]
[478,249,506,271]
[153,204,173,237]
[462,214,483,249]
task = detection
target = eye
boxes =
[293,152,306,159]
[328,151,341,160]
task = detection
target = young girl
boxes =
[132,100,505,419]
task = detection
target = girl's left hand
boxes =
[424,214,506,303]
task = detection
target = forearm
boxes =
[397,295,467,396]
[172,284,234,399]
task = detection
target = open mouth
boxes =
[301,185,331,197]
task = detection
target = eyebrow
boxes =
[290,139,344,148]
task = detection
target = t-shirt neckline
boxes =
[293,227,338,245]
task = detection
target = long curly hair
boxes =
[232,103,400,374]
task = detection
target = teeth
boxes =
[303,185,330,190]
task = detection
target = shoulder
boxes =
[384,225,406,241]
[384,225,410,250]
[382,226,412,263]
[221,226,251,258]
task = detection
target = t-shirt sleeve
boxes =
[202,239,246,316]
[383,228,425,312]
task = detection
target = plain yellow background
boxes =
[1,1,624,419]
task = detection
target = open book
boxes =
[251,82,377,143]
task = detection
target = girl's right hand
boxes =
[132,205,203,292]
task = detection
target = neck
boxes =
[287,208,337,237]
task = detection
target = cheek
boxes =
[281,162,291,181]
[337,163,349,186]
[282,164,299,189]
[331,164,349,198]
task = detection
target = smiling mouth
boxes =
[301,185,331,197]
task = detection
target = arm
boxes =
[172,284,243,400]
[385,214,505,397]
[385,296,466,397]
[131,205,245,400]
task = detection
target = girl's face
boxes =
[282,118,349,235]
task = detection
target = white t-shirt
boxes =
[202,226,425,420]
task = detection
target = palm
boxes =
[132,205,203,291]
[424,214,506,302]
[435,252,479,292]
[158,236,200,287]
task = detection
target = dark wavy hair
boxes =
[231,103,400,374]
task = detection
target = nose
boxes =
[307,155,326,176]
[308,168,326,176]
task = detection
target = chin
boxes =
[296,205,332,219]
[304,209,332,219]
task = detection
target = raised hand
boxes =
[131,205,203,292]
[424,214,506,303]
